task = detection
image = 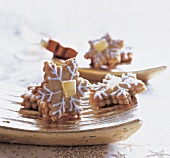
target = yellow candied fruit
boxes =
[61,80,76,98]
[94,39,109,52]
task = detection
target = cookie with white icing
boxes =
[84,33,133,69]
[21,84,40,110]
[120,46,133,63]
[89,73,146,109]
[21,58,90,121]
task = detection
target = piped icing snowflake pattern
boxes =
[89,73,146,108]
[84,33,133,69]
[21,58,90,121]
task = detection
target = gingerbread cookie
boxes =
[21,58,90,121]
[89,73,146,109]
[21,83,40,110]
[84,33,133,69]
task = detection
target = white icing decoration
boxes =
[122,51,128,59]
[90,84,98,91]
[110,52,117,58]
[93,82,106,91]
[94,53,102,63]
[124,78,138,88]
[36,85,61,102]
[108,49,120,58]
[48,64,62,81]
[67,59,78,80]
[121,46,132,59]
[100,53,106,61]
[117,88,129,97]
[110,40,120,47]
[36,91,45,100]
[111,86,129,97]
[106,49,110,58]
[106,76,122,90]
[69,96,81,114]
[52,97,65,118]
[105,74,112,79]
[24,83,39,96]
[122,73,136,80]
[77,79,89,97]
[102,79,109,83]
[93,91,107,99]
[36,59,89,119]
[121,73,139,88]
[30,95,35,99]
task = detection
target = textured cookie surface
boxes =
[21,58,90,121]
[89,73,146,109]
[84,33,133,69]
